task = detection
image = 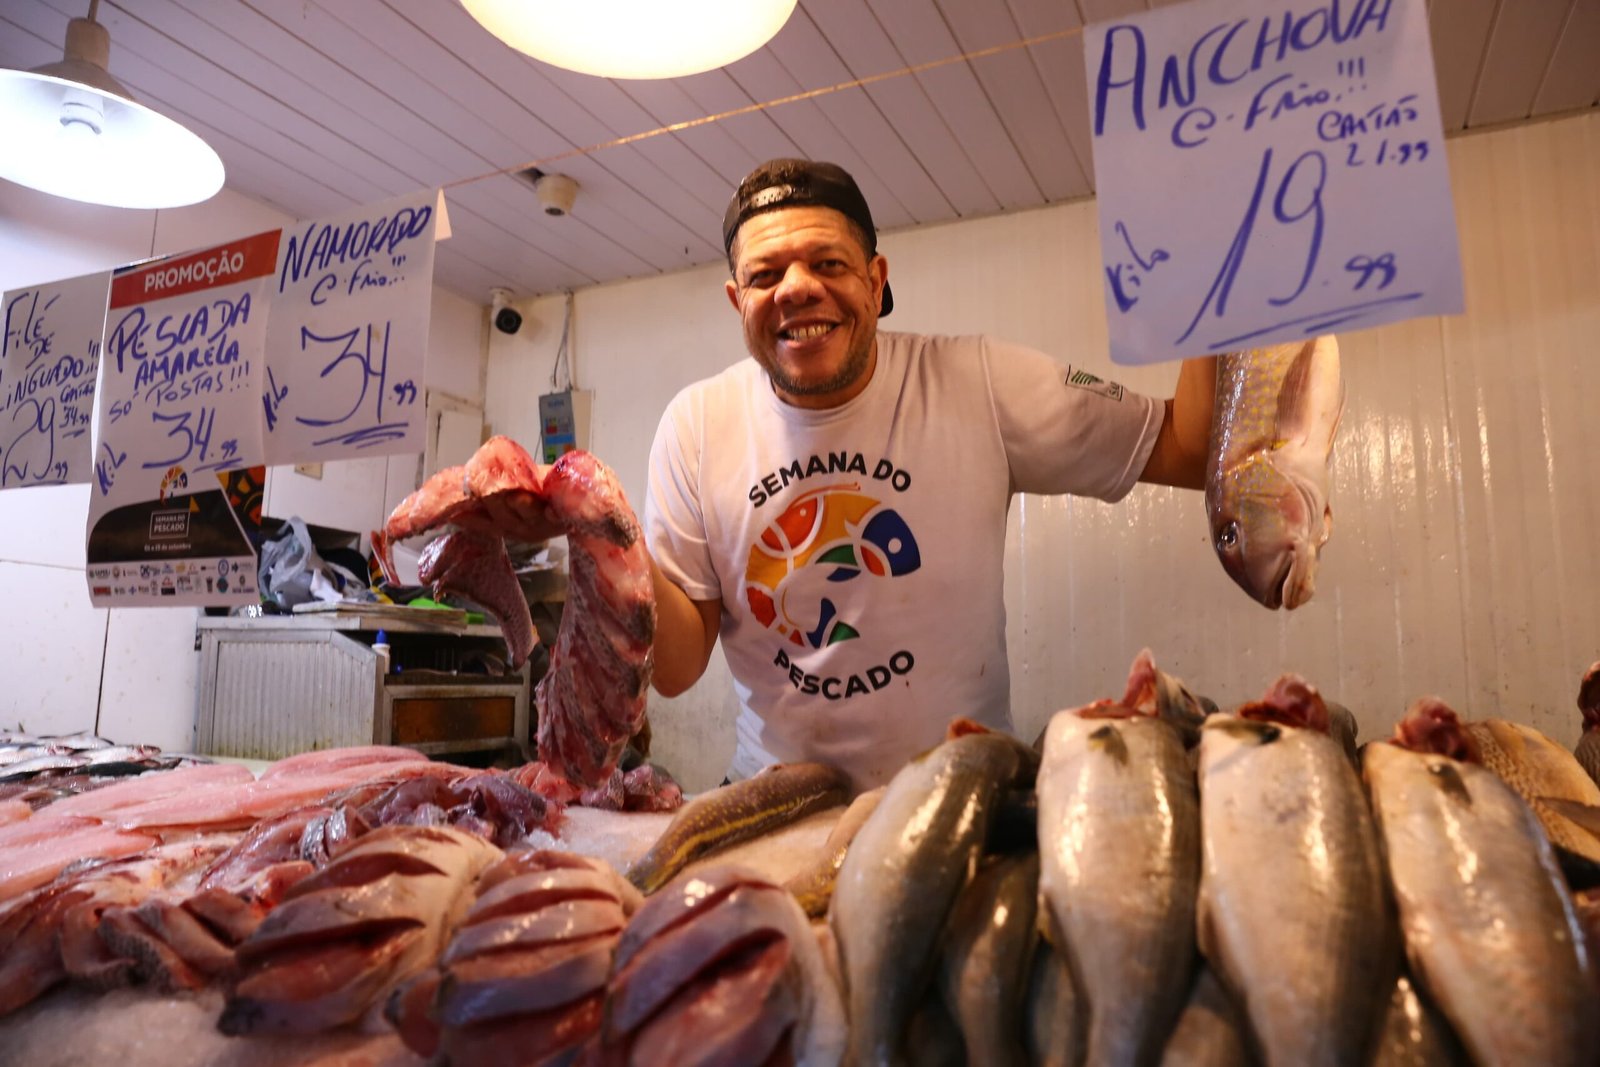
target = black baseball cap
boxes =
[721,158,894,316]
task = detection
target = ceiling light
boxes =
[461,0,797,79]
[0,5,224,209]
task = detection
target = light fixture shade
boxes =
[0,18,224,209]
[461,0,797,79]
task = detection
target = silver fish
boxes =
[1206,335,1344,609]
[0,754,87,781]
[1363,739,1599,1065]
[937,852,1039,1067]
[1196,682,1391,1066]
[1160,966,1253,1067]
[1367,971,1464,1067]
[830,730,1037,1066]
[1039,704,1199,1067]
[1025,933,1082,1067]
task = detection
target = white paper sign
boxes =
[85,232,279,607]
[262,189,440,463]
[0,271,108,488]
[1085,0,1463,364]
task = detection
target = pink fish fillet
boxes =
[259,745,428,780]
[0,800,30,826]
[35,763,256,821]
[0,826,157,904]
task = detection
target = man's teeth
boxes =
[783,323,833,341]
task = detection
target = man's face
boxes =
[725,206,888,410]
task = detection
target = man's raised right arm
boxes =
[648,558,721,697]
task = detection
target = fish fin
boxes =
[1272,339,1320,440]
[1540,796,1600,840]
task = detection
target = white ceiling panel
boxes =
[1,0,1591,301]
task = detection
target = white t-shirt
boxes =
[645,331,1162,789]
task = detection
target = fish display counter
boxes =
[4,659,1600,1066]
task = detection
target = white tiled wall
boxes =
[489,111,1600,791]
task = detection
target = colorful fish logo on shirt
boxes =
[744,483,920,648]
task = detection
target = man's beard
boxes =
[754,328,874,399]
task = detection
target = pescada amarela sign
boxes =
[86,233,277,607]
[1085,0,1463,364]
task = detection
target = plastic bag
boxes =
[258,517,371,609]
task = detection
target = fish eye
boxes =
[1216,521,1239,551]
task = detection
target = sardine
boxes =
[938,852,1039,1067]
[1206,335,1344,609]
[783,786,884,918]
[1577,661,1600,787]
[1196,676,1391,1067]
[1363,736,1598,1065]
[625,762,849,895]
[1038,698,1200,1067]
[1160,966,1253,1067]
[830,730,1038,1066]
[0,754,87,781]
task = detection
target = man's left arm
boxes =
[1138,355,1217,490]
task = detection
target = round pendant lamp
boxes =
[460,0,798,80]
[0,6,225,209]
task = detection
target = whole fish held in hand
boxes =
[1206,335,1344,610]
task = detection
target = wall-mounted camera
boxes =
[490,287,522,336]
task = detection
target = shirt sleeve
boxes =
[981,336,1163,502]
[644,386,723,602]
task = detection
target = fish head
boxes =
[1580,661,1600,731]
[1392,697,1479,762]
[1207,453,1331,610]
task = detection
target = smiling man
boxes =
[643,158,1216,790]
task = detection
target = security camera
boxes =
[534,173,579,217]
[490,287,522,336]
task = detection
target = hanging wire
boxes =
[551,291,574,391]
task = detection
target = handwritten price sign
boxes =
[263,189,441,464]
[1085,0,1463,364]
[0,271,108,488]
[84,233,277,607]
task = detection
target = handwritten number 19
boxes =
[1177,148,1328,344]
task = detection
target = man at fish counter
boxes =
[644,158,1218,790]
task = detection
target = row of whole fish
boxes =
[0,732,208,785]
[812,650,1600,1067]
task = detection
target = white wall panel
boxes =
[0,561,105,735]
[488,111,1600,790]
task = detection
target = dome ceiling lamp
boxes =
[0,0,225,209]
[460,0,798,80]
